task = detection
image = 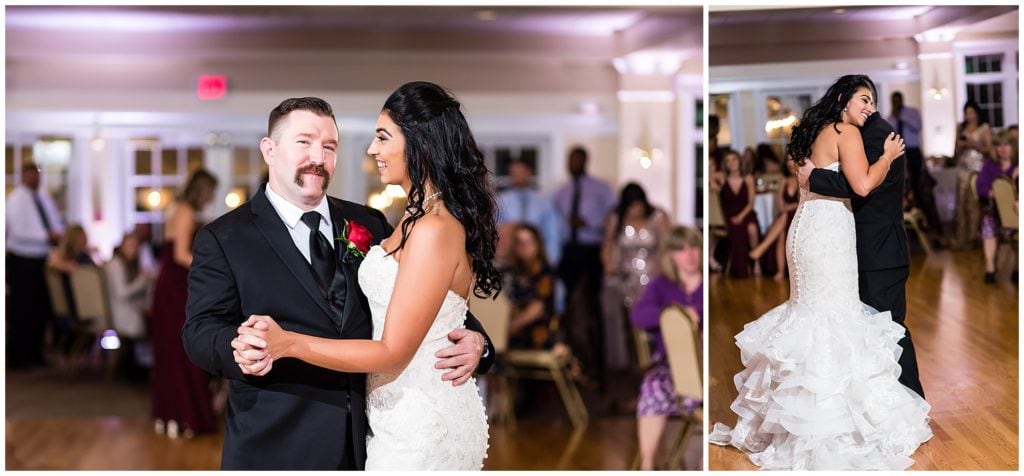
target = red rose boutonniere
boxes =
[338,219,373,260]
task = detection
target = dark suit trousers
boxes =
[858,266,925,398]
[6,253,52,368]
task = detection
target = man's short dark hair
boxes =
[569,146,588,161]
[268,97,336,138]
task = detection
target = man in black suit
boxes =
[182,97,494,469]
[797,110,925,399]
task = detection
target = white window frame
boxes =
[955,39,1019,129]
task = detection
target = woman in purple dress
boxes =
[977,131,1018,283]
[630,225,703,470]
[150,169,218,438]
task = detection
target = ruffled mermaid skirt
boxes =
[709,300,932,470]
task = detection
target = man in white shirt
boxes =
[497,159,563,264]
[6,162,64,369]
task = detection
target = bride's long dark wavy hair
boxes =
[382,81,501,299]
[788,74,877,165]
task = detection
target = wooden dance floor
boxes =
[708,248,1019,470]
[5,368,699,470]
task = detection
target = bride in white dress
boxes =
[709,75,932,470]
[239,82,499,469]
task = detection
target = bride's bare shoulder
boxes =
[405,210,465,247]
[834,122,862,137]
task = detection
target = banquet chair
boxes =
[469,292,512,425]
[661,305,703,470]
[67,266,117,377]
[903,208,933,255]
[991,176,1018,248]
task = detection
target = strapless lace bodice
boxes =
[788,161,860,311]
[357,245,489,470]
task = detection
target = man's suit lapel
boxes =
[330,199,363,334]
[249,186,335,321]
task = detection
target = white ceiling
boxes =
[709,5,1018,67]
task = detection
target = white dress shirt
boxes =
[264,184,335,265]
[6,185,65,258]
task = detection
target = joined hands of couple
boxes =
[231,315,483,385]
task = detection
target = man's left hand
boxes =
[797,160,814,191]
[435,328,484,386]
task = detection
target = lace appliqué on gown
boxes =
[358,245,489,470]
[709,162,932,470]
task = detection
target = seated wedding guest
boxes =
[977,132,1019,284]
[497,159,563,266]
[46,224,96,361]
[630,225,703,471]
[748,158,799,280]
[106,232,153,375]
[46,224,95,273]
[504,224,562,351]
[719,149,761,278]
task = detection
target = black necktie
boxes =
[301,211,336,288]
[897,118,905,137]
[32,191,58,246]
[32,191,53,233]
[569,177,581,245]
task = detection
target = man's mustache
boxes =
[294,163,330,191]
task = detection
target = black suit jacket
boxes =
[182,184,494,469]
[808,112,909,271]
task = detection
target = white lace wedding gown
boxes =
[709,162,932,470]
[358,245,489,470]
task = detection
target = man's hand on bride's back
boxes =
[435,328,484,386]
[796,160,814,190]
[233,319,274,376]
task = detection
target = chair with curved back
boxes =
[708,192,731,273]
[469,291,513,425]
[991,176,1018,254]
[67,265,117,377]
[903,208,933,255]
[660,304,703,470]
[991,176,1018,232]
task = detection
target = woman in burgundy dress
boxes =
[150,169,218,438]
[718,149,760,278]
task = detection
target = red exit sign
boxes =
[197,75,227,100]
